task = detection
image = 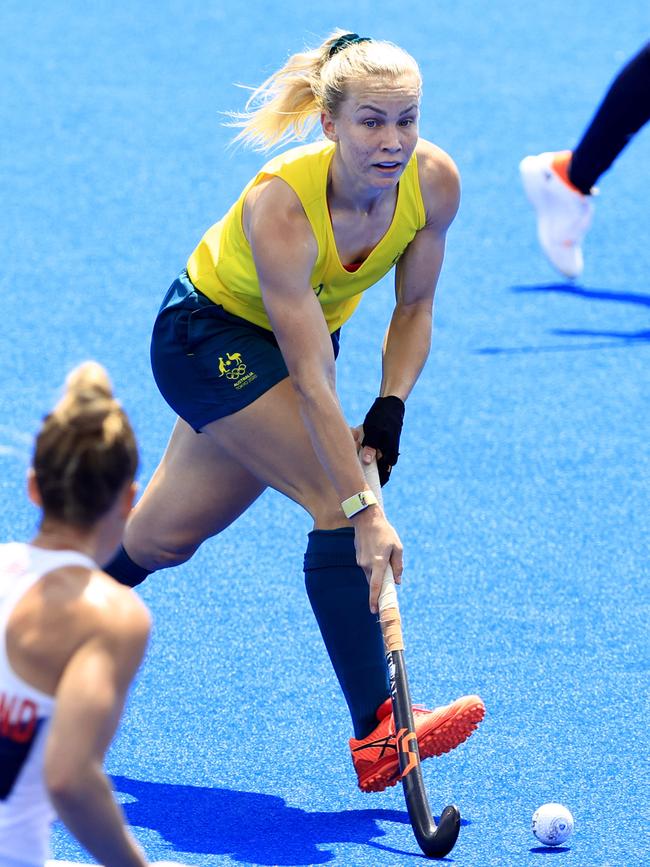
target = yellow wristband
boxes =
[341,490,378,519]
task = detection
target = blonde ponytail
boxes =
[229,30,422,151]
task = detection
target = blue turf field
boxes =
[1,2,649,865]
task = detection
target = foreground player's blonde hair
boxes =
[33,362,138,527]
[230,29,422,151]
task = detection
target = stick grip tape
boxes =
[361,458,404,650]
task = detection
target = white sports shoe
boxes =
[519,151,595,278]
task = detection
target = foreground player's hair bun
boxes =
[33,361,138,526]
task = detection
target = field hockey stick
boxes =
[362,457,461,859]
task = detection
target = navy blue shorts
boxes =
[150,272,341,431]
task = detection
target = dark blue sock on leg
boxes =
[304,527,389,739]
[104,544,151,587]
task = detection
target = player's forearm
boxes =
[49,764,147,867]
[295,380,371,500]
[380,303,432,400]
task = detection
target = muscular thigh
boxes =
[125,418,266,565]
[202,377,346,527]
[127,378,349,569]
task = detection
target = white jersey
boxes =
[0,543,95,867]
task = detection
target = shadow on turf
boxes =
[476,283,650,355]
[112,775,469,864]
[529,845,571,854]
[513,282,650,309]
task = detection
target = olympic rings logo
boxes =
[223,364,247,380]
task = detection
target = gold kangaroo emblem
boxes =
[218,352,247,380]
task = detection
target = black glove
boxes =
[361,396,405,486]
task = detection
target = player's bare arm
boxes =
[45,591,150,867]
[380,141,461,401]
[247,177,403,606]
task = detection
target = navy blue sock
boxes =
[104,544,151,587]
[304,527,389,739]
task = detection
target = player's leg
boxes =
[106,272,276,586]
[120,416,267,574]
[520,42,650,277]
[569,41,650,193]
[202,378,484,786]
[199,377,393,741]
[108,373,391,742]
[111,375,482,784]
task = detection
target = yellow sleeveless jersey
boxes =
[187,140,426,332]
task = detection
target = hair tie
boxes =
[328,33,371,59]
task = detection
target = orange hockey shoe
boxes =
[349,694,485,793]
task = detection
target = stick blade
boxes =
[418,804,461,859]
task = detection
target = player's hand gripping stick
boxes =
[362,458,461,859]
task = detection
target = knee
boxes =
[124,526,201,572]
[148,543,197,571]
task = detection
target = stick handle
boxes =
[361,458,404,652]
